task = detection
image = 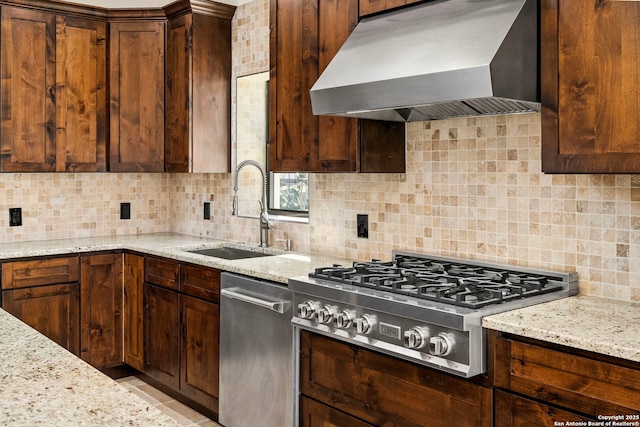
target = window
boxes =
[236,72,309,221]
[269,172,309,216]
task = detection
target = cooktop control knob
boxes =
[403,327,430,350]
[298,300,320,320]
[335,309,356,329]
[316,305,338,324]
[354,314,376,335]
[429,334,453,357]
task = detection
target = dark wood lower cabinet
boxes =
[123,253,145,371]
[490,330,640,417]
[494,390,592,427]
[299,331,492,427]
[180,295,220,410]
[300,396,374,427]
[144,283,180,389]
[2,283,80,355]
[80,253,123,368]
[142,257,221,414]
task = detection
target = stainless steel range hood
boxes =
[310,0,539,122]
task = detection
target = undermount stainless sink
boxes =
[185,246,276,260]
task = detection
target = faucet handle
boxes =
[275,239,291,251]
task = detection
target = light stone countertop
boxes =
[0,232,354,284]
[482,295,640,363]
[0,309,180,426]
[0,233,355,425]
[2,233,638,367]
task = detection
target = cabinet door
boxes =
[269,0,315,171]
[300,396,374,427]
[0,6,56,172]
[313,0,359,172]
[2,283,80,355]
[124,253,144,371]
[541,1,640,173]
[270,0,404,172]
[165,10,233,173]
[165,13,191,173]
[359,0,424,17]
[56,16,107,172]
[180,295,220,410]
[269,0,360,172]
[144,283,180,389]
[109,21,165,172]
[494,390,592,427]
[80,253,123,369]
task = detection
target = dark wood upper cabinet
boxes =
[0,6,107,173]
[359,0,425,17]
[0,1,236,174]
[109,20,166,172]
[164,1,235,173]
[542,0,640,173]
[269,0,405,173]
[1,7,57,172]
[56,16,107,172]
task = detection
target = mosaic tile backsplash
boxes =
[0,173,170,241]
[0,0,638,303]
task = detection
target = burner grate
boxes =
[310,256,567,309]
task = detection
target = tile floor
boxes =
[116,376,223,427]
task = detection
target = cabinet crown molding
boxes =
[163,0,236,20]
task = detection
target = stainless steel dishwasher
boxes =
[219,272,294,427]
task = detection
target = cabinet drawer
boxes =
[2,256,80,289]
[144,257,180,290]
[181,265,220,302]
[300,396,374,427]
[495,390,592,427]
[300,331,492,427]
[493,333,640,415]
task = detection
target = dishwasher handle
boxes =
[221,287,289,314]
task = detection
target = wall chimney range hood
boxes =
[310,0,539,122]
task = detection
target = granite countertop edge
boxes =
[0,309,181,426]
[482,295,640,363]
[0,232,352,284]
[1,233,638,364]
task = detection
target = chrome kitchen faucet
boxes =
[232,159,273,247]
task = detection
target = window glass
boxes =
[269,172,309,214]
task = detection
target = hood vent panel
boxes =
[310,0,539,122]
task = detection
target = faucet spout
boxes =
[233,160,273,247]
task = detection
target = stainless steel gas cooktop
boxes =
[290,250,578,378]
